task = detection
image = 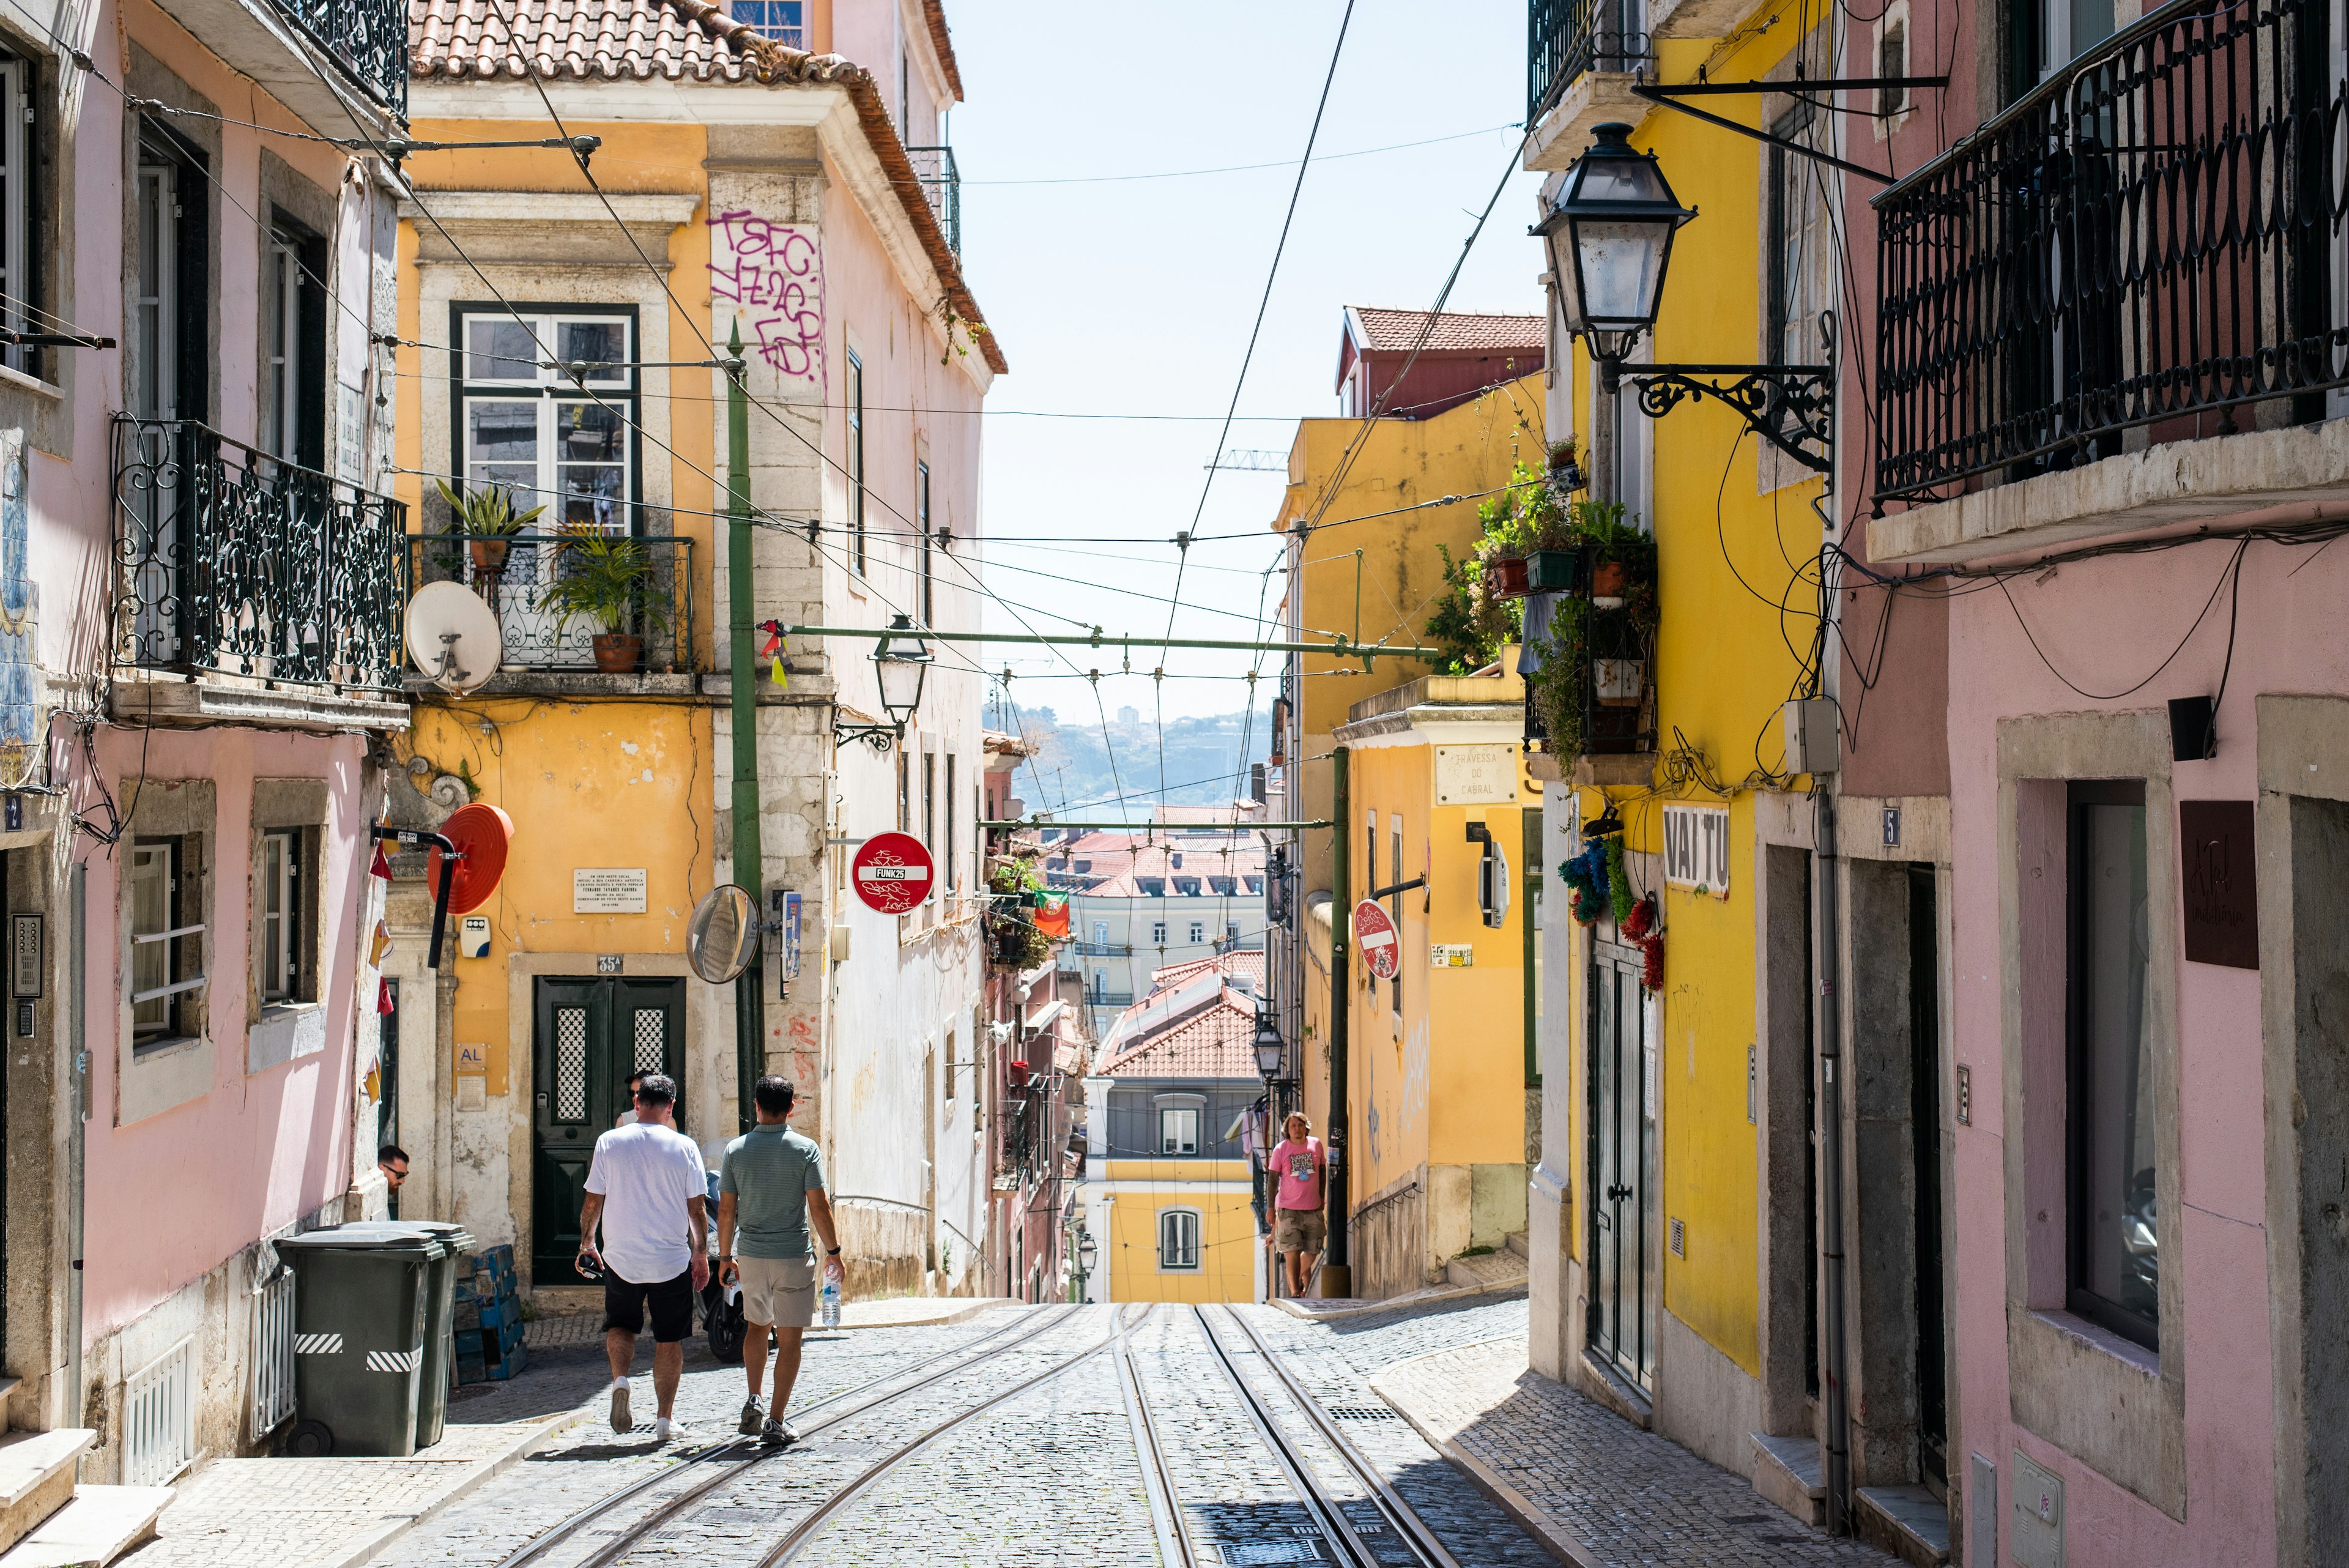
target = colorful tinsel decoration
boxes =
[1621,894,1664,992]
[1557,842,1609,926]
[1605,836,1635,926]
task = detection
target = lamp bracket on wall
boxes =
[1629,76,1949,187]
[832,718,901,754]
[1625,363,1833,473]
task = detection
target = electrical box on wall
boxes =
[459,915,491,959]
[2011,1449,2064,1568]
[1781,699,1839,775]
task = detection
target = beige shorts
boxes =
[737,1255,818,1329]
[1273,1207,1326,1254]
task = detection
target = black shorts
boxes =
[603,1269,696,1343]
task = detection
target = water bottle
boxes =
[820,1274,841,1329]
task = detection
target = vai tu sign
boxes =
[852,831,935,915]
[1661,804,1731,899]
[1352,899,1400,979]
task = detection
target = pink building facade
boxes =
[0,0,406,1486]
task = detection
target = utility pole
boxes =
[1321,745,1352,1299]
[727,322,764,1134]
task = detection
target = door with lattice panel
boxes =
[530,975,688,1284]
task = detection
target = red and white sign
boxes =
[1353,898,1400,979]
[851,832,935,915]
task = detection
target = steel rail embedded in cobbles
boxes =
[1115,1325,1198,1568]
[756,1304,1156,1566]
[492,1304,1083,1568]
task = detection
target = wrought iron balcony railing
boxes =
[405,532,697,675]
[270,0,407,117]
[1873,0,2349,505]
[111,417,407,693]
[1527,0,1652,122]
[905,145,961,257]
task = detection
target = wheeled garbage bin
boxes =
[273,1224,447,1457]
[403,1222,475,1448]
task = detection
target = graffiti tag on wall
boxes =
[708,210,823,383]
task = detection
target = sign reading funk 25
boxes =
[852,833,935,916]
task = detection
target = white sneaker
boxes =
[609,1379,632,1433]
[654,1416,690,1443]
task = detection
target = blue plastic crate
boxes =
[495,1317,524,1353]
[477,1297,515,1331]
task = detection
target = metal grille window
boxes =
[122,1337,195,1486]
[554,1005,588,1120]
[846,349,866,576]
[457,310,634,531]
[130,837,204,1045]
[1158,1208,1201,1269]
[1159,1106,1199,1155]
[258,829,301,1003]
[729,0,803,44]
[633,1008,666,1074]
[250,1268,297,1440]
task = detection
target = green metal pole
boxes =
[1321,746,1352,1299]
[728,322,765,1135]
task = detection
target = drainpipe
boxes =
[1320,745,1352,1299]
[725,326,765,1135]
[64,863,85,1429]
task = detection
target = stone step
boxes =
[1443,1248,1531,1290]
[1749,1430,1824,1528]
[0,1485,173,1568]
[1857,1484,1951,1567]
[1504,1229,1529,1260]
[0,1433,95,1558]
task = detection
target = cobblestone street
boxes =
[106,1290,1926,1568]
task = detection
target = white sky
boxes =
[951,0,1546,727]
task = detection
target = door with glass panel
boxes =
[530,975,685,1283]
[454,310,636,667]
[1586,938,1657,1390]
[128,136,183,663]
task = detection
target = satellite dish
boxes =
[404,581,502,694]
[428,803,514,915]
[689,885,759,984]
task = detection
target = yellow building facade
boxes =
[1085,1161,1258,1306]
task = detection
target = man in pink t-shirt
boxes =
[1266,1112,1327,1296]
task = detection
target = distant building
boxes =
[1044,806,1268,1019]
[1335,307,1546,420]
[1076,953,1269,1304]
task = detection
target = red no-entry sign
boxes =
[1353,898,1400,979]
[852,832,935,915]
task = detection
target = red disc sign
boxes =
[1353,899,1400,979]
[851,831,935,915]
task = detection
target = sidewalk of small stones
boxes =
[1337,1295,1904,1568]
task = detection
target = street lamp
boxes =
[1073,1229,1098,1302]
[836,612,933,752]
[1252,1009,1286,1082]
[1533,122,1694,384]
[1535,122,1833,474]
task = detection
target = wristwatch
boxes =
[826,1246,842,1257]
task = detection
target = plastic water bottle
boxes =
[820,1274,841,1329]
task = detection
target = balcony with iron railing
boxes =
[146,0,407,132]
[905,145,962,257]
[1524,0,1654,168]
[405,532,697,682]
[270,0,407,114]
[1871,0,2349,558]
[111,416,409,723]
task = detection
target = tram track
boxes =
[493,1302,1083,1568]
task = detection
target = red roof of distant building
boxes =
[1346,307,1547,355]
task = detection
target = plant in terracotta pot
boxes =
[1572,499,1649,605]
[541,525,673,674]
[435,480,543,573]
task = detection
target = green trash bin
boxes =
[274,1224,447,1457]
[404,1222,474,1449]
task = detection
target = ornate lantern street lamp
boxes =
[837,612,933,751]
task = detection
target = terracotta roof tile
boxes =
[1349,307,1546,354]
[1094,992,1258,1079]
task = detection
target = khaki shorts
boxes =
[737,1255,818,1329]
[1273,1207,1326,1255]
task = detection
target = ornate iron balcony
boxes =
[1527,0,1652,123]
[1873,0,2349,505]
[111,416,407,693]
[905,145,961,258]
[406,532,697,675]
[270,0,408,117]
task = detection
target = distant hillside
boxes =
[984,699,1271,820]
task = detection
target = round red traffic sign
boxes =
[1353,898,1400,979]
[851,831,935,915]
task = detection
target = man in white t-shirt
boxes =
[579,1073,709,1441]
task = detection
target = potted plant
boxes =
[540,525,673,674]
[1573,499,1645,605]
[435,480,544,573]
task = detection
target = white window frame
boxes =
[1188,921,1206,945]
[258,828,298,1003]
[1159,1105,1200,1156]
[130,838,204,1045]
[730,0,804,44]
[456,309,635,535]
[259,229,301,463]
[846,348,866,576]
[0,56,32,379]
[1157,1207,1201,1271]
[1151,920,1167,945]
[917,458,933,624]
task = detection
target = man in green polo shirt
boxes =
[717,1075,843,1446]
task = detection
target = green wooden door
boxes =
[530,976,686,1284]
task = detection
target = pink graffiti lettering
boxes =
[708,210,823,382]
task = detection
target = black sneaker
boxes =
[737,1399,764,1436]
[760,1416,797,1447]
